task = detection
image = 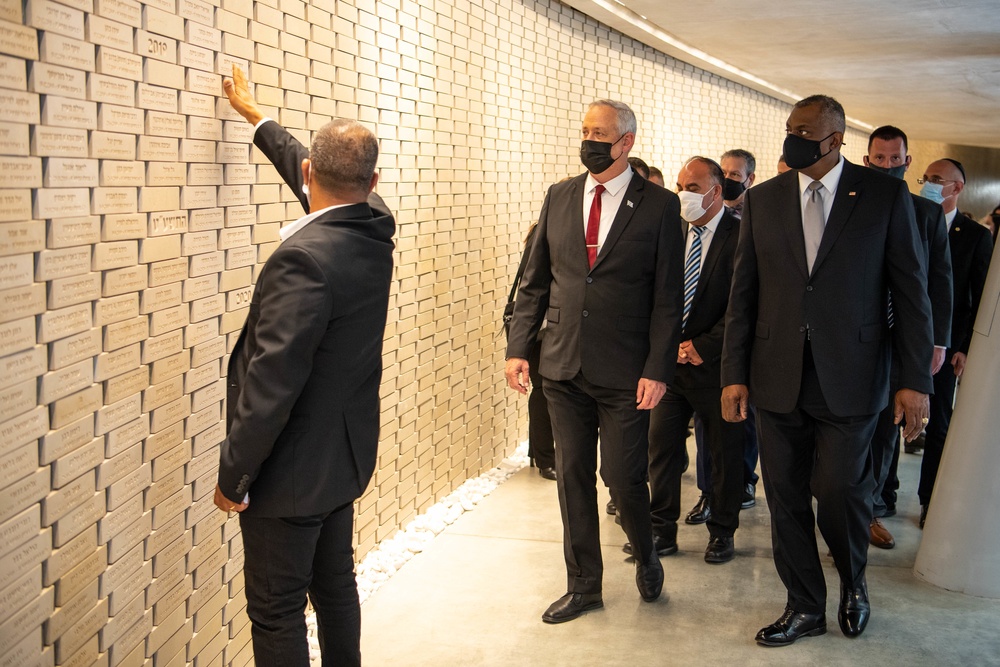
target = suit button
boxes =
[799,326,806,332]
[806,285,814,292]
[586,277,593,284]
[582,310,589,317]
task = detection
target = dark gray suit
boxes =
[507,171,684,594]
[220,120,394,665]
[722,160,933,613]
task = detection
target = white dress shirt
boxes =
[797,154,845,226]
[583,166,634,257]
[945,207,958,231]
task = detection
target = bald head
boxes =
[922,159,966,213]
[308,119,379,202]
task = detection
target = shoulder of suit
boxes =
[953,213,990,239]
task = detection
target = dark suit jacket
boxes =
[219,120,395,517]
[945,212,993,354]
[912,195,953,348]
[722,160,933,417]
[676,210,740,389]
[506,172,684,390]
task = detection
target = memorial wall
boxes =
[0,0,872,665]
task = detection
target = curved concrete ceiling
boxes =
[564,0,1000,148]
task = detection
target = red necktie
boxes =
[586,184,605,268]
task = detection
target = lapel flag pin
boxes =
[849,191,856,196]
[627,200,634,208]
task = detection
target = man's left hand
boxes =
[636,378,666,410]
[951,351,967,378]
[678,340,704,366]
[214,484,249,513]
[894,388,930,442]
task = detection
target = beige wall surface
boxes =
[1,0,883,666]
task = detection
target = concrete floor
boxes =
[359,441,1000,665]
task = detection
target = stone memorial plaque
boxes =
[177,42,213,72]
[99,160,144,187]
[225,246,256,270]
[177,0,213,26]
[139,281,181,315]
[184,20,220,50]
[143,379,183,420]
[29,61,87,99]
[188,207,224,232]
[150,352,190,388]
[215,53,249,78]
[138,186,180,213]
[184,361,218,396]
[150,487,190,531]
[0,283,43,324]
[142,5,183,40]
[186,164,223,186]
[34,187,92,219]
[39,358,93,404]
[38,32,94,72]
[96,103,143,134]
[41,96,98,130]
[224,205,256,228]
[39,412,93,465]
[149,304,187,336]
[26,0,85,39]
[0,385,36,435]
[48,215,100,248]
[190,377,223,414]
[214,96,243,122]
[217,185,250,207]
[32,126,89,158]
[85,14,132,51]
[91,188,138,216]
[89,131,137,161]
[55,547,105,606]
[0,316,35,357]
[190,418,223,457]
[0,253,32,290]
[221,306,247,335]
[137,234,180,264]
[178,92,214,119]
[48,272,101,310]
[49,438,100,493]
[141,329,182,365]
[104,511,149,565]
[222,121,254,144]
[93,342,139,382]
[86,72,135,105]
[50,384,102,430]
[106,461,149,512]
[0,54,27,91]
[96,46,142,81]
[101,264,146,296]
[0,89,40,125]
[0,405,48,454]
[216,142,250,164]
[189,294,224,324]
[94,0,141,28]
[223,163,254,186]
[99,539,140,596]
[188,250,223,277]
[135,83,177,113]
[0,121,30,156]
[182,274,217,303]
[92,240,138,270]
[48,328,100,370]
[186,115,221,141]
[41,468,95,527]
[145,111,185,139]
[181,231,216,256]
[178,138,215,163]
[149,211,188,236]
[104,414,148,457]
[103,365,147,404]
[147,256,187,286]
[95,392,141,437]
[145,162,186,187]
[95,294,137,327]
[136,135,178,161]
[45,579,99,645]
[0,17,41,61]
[135,29,176,63]
[52,492,103,548]
[102,315,147,350]
[184,318,217,348]
[102,212,145,241]
[142,58,183,89]
[180,185,216,210]
[43,157,99,188]
[37,246,91,283]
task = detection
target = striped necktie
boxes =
[682,226,704,329]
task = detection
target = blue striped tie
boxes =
[683,226,704,330]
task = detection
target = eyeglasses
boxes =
[916,177,958,185]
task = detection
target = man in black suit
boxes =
[624,156,744,564]
[214,66,394,666]
[915,158,993,527]
[505,100,684,623]
[863,126,953,549]
[721,95,933,646]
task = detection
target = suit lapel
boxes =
[591,173,643,272]
[812,161,862,276]
[777,173,810,280]
[693,213,733,305]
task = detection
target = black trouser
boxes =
[240,504,360,667]
[918,356,957,506]
[544,373,655,595]
[648,384,744,543]
[527,340,555,469]
[871,358,902,518]
[756,347,877,614]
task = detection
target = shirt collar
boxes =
[945,207,958,230]
[279,202,352,242]
[797,154,845,197]
[585,165,634,197]
[692,207,725,235]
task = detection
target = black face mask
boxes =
[580,135,625,174]
[783,132,836,169]
[867,163,907,180]
[722,177,748,201]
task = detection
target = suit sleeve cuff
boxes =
[253,117,275,135]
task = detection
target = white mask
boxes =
[678,189,713,223]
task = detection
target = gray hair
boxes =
[588,100,637,136]
[310,119,379,197]
[794,95,846,133]
[721,149,756,176]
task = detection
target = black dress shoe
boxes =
[537,466,557,480]
[741,482,756,509]
[838,580,870,637]
[635,552,664,602]
[606,499,617,515]
[755,607,827,647]
[704,536,735,564]
[622,534,678,557]
[541,592,604,624]
[685,495,711,524]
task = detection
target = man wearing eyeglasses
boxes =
[914,158,993,529]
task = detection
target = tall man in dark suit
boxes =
[624,157,744,564]
[505,100,684,623]
[863,126,953,549]
[721,95,933,646]
[915,158,993,527]
[214,66,395,666]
